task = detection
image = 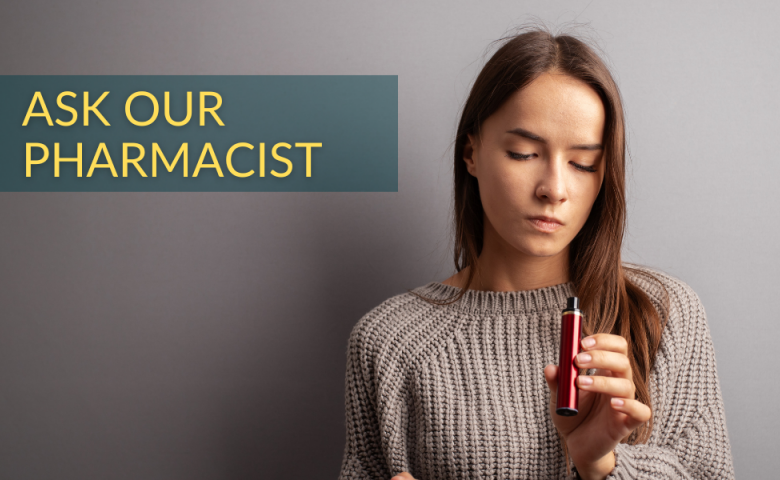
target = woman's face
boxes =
[464,71,606,260]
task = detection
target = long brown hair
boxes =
[410,24,670,471]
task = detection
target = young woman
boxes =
[338,27,735,480]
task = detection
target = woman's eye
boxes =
[506,151,597,173]
[507,151,534,160]
[571,162,597,173]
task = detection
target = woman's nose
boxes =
[535,160,567,203]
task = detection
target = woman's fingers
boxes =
[581,333,628,356]
[544,364,558,392]
[610,397,652,430]
[577,374,634,398]
[391,472,416,480]
[575,350,632,379]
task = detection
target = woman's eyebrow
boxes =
[506,127,603,151]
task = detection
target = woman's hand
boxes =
[544,333,651,480]
[390,472,416,480]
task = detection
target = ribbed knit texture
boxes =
[338,266,735,479]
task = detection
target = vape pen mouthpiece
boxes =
[567,296,579,310]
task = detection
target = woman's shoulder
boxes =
[346,282,444,357]
[623,263,710,345]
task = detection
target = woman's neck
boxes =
[443,246,570,293]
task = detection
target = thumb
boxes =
[544,364,558,393]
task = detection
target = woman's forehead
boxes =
[489,73,605,144]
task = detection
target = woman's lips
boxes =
[528,217,563,233]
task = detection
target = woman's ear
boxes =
[463,133,478,177]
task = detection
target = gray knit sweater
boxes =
[338,266,735,479]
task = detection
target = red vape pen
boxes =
[556,296,583,416]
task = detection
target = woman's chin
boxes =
[511,236,568,258]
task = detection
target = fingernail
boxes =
[611,398,624,406]
[582,337,595,348]
[577,353,591,364]
[579,376,593,386]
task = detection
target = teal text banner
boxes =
[0,75,398,192]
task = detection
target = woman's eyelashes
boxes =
[573,163,598,173]
[505,151,597,173]
[506,151,535,160]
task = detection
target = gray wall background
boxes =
[0,1,775,478]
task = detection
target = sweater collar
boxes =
[411,280,576,315]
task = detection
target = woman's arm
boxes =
[338,317,392,480]
[603,283,735,479]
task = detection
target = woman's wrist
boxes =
[573,450,615,480]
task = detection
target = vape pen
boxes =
[556,296,583,416]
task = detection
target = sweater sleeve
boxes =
[605,282,735,480]
[338,316,392,480]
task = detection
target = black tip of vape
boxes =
[556,407,578,417]
[567,297,579,310]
